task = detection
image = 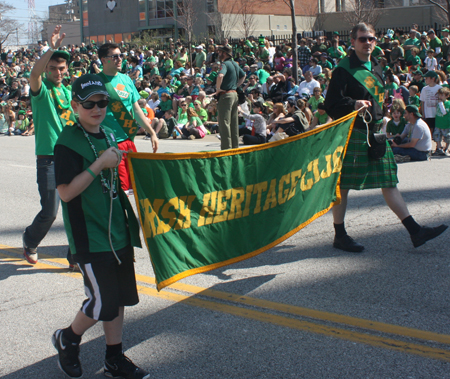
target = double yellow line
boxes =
[2,244,450,362]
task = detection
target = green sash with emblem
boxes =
[45,79,77,128]
[337,58,385,109]
[98,72,139,141]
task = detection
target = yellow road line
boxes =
[2,245,450,362]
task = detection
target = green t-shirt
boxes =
[219,59,245,91]
[435,100,450,129]
[164,58,173,71]
[403,38,420,60]
[407,55,421,67]
[327,46,346,59]
[177,108,188,125]
[197,108,208,122]
[188,116,203,126]
[31,81,76,155]
[146,56,156,63]
[319,60,333,70]
[308,96,324,112]
[257,69,270,84]
[371,45,383,58]
[315,112,329,125]
[408,95,420,107]
[385,82,398,97]
[14,118,30,131]
[386,118,406,135]
[101,72,140,143]
[429,37,443,58]
[159,99,172,112]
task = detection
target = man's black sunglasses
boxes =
[357,36,377,43]
[105,54,124,60]
[79,99,109,109]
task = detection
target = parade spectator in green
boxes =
[310,103,331,128]
[194,45,206,69]
[308,87,325,112]
[390,40,404,64]
[327,39,346,61]
[319,53,333,70]
[403,29,420,61]
[428,29,443,62]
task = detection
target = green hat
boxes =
[71,74,109,102]
[18,110,26,115]
[424,70,439,79]
[194,100,201,105]
[333,31,339,35]
[139,90,149,99]
[442,28,450,32]
[413,69,423,76]
[405,105,422,118]
[51,50,71,62]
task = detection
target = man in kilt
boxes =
[324,23,447,253]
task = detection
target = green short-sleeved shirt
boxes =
[257,69,270,84]
[403,38,420,60]
[31,82,76,155]
[159,99,172,112]
[430,37,443,58]
[219,59,245,91]
[408,95,420,107]
[101,72,140,143]
[386,118,406,135]
[436,100,450,129]
[189,116,203,126]
[308,96,324,112]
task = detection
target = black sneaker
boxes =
[411,225,448,248]
[333,235,364,253]
[104,354,150,379]
[52,329,82,378]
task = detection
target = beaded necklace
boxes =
[77,122,118,196]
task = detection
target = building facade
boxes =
[80,0,317,45]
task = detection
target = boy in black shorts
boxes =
[52,74,148,379]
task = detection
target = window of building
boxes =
[139,0,146,21]
[82,0,88,26]
[335,0,342,11]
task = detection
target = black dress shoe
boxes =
[411,224,448,248]
[333,235,364,253]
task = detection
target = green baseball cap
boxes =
[51,50,71,62]
[139,90,149,99]
[71,74,109,102]
[18,110,26,115]
[405,105,422,118]
[442,28,450,32]
[424,70,439,79]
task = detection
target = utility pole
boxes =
[16,28,18,47]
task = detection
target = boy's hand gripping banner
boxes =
[129,112,357,290]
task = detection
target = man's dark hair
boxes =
[98,43,120,60]
[130,56,139,65]
[351,23,375,40]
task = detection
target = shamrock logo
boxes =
[111,101,123,112]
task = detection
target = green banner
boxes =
[129,112,357,290]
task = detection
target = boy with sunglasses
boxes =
[52,74,148,379]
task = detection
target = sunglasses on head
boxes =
[357,36,376,43]
[79,99,109,109]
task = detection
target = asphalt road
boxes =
[1,133,450,379]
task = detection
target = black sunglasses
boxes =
[79,99,109,109]
[357,36,376,43]
[105,54,124,60]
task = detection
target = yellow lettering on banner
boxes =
[228,187,245,220]
[278,174,290,205]
[152,199,169,235]
[119,111,127,120]
[263,179,277,211]
[379,93,384,103]
[213,189,232,224]
[243,185,254,217]
[253,182,268,214]
[374,86,379,95]
[332,146,344,173]
[140,198,166,238]
[66,121,75,126]
[160,197,179,229]
[287,169,302,201]
[321,155,332,179]
[300,161,314,191]
[176,196,195,229]
[198,192,217,226]
[312,159,321,184]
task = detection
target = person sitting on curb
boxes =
[391,105,432,162]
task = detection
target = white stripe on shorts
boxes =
[82,263,102,320]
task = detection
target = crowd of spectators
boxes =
[2,24,450,157]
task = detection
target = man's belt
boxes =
[37,155,53,160]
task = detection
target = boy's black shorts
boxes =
[78,246,139,321]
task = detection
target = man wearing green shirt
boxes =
[23,26,77,266]
[428,29,443,61]
[402,29,420,62]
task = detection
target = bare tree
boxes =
[174,0,198,68]
[341,0,384,27]
[0,2,21,50]
[236,0,257,39]
[206,6,239,43]
[425,0,450,26]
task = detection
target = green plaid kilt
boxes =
[340,129,398,190]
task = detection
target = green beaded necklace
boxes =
[45,79,71,110]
